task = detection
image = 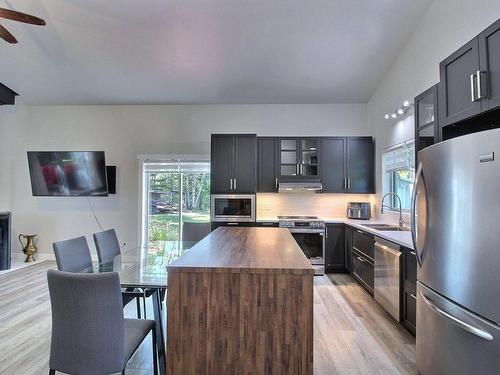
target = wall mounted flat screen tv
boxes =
[27,151,108,197]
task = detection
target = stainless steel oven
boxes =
[210,194,256,223]
[279,216,325,275]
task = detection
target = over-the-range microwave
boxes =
[210,194,256,222]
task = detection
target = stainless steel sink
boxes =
[361,223,410,232]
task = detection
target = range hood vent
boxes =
[278,179,323,193]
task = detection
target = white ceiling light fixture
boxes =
[384,99,414,120]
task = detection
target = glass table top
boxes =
[80,240,195,288]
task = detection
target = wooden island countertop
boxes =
[166,226,314,375]
[167,226,314,274]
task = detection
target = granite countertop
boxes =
[256,216,414,250]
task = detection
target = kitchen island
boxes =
[166,226,314,375]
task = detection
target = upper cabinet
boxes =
[439,18,500,127]
[320,137,374,194]
[439,39,482,126]
[415,85,439,165]
[479,19,500,111]
[211,134,256,194]
[257,137,278,192]
[277,138,320,179]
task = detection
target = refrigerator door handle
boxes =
[419,291,494,341]
[411,162,424,267]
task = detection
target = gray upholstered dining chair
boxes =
[47,269,157,375]
[93,229,155,318]
[53,236,93,273]
[53,235,138,314]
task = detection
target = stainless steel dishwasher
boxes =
[374,236,401,321]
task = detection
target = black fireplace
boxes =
[0,212,11,270]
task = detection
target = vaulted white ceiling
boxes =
[1,0,432,105]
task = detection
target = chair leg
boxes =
[122,370,126,375]
[136,297,141,319]
[49,370,56,375]
[143,295,147,318]
[152,326,158,375]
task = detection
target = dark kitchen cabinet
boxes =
[402,247,417,335]
[319,137,346,192]
[211,134,256,194]
[277,138,320,179]
[439,39,482,126]
[320,137,374,193]
[415,85,439,166]
[352,228,374,260]
[479,18,500,111]
[346,137,375,193]
[325,224,345,273]
[257,137,278,192]
[352,249,374,296]
[344,225,353,273]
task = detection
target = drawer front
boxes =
[404,249,417,294]
[254,222,279,227]
[352,249,374,295]
[352,228,374,259]
[403,291,417,333]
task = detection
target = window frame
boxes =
[382,140,415,213]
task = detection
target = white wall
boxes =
[0,104,369,256]
[368,0,500,223]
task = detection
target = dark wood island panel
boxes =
[166,227,314,375]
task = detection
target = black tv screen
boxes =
[27,151,108,197]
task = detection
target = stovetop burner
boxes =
[278,215,319,220]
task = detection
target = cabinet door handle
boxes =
[356,256,366,263]
[410,251,416,256]
[325,227,328,238]
[296,164,299,175]
[343,178,347,190]
[471,73,478,102]
[476,70,487,100]
[230,178,233,190]
[348,178,351,190]
[275,178,278,189]
[233,178,237,190]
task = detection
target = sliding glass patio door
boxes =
[142,158,210,254]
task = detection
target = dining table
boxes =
[80,240,195,375]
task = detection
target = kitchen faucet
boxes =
[380,192,404,228]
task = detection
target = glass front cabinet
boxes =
[278,138,320,178]
[414,85,439,165]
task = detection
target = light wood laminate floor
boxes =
[0,261,415,375]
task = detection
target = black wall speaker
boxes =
[106,166,117,194]
[0,212,11,271]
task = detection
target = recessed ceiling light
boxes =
[403,100,410,107]
[397,108,405,115]
[384,114,390,119]
[391,113,397,119]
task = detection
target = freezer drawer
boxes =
[417,282,500,375]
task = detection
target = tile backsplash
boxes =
[257,193,377,219]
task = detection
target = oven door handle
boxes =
[287,228,325,234]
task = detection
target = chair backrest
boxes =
[93,229,121,263]
[47,269,125,374]
[53,236,92,272]
[182,222,211,243]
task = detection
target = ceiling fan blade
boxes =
[0,24,17,43]
[0,7,46,26]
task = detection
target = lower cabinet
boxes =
[351,248,374,295]
[344,225,353,273]
[402,247,417,335]
[325,224,345,273]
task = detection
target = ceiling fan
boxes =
[0,7,46,44]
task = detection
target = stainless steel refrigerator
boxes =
[413,128,500,374]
